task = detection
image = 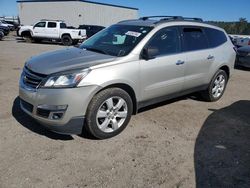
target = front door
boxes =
[33,21,46,38]
[139,26,186,101]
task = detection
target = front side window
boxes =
[182,27,208,51]
[80,25,153,57]
[34,22,46,28]
[48,22,57,28]
[146,27,180,56]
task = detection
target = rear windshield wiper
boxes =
[85,47,109,55]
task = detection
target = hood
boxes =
[26,47,116,75]
[20,25,33,30]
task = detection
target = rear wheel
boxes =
[85,88,133,139]
[201,70,228,102]
[61,35,72,46]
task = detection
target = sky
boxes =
[0,0,250,22]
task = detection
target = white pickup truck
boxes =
[18,20,86,45]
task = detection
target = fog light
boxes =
[37,104,68,120]
[52,112,64,120]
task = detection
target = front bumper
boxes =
[19,80,100,135]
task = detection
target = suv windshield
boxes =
[80,25,153,57]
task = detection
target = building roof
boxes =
[16,0,139,10]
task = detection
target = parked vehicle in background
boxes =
[18,20,87,45]
[0,25,10,36]
[19,16,236,139]
[3,20,20,30]
[237,37,250,47]
[0,30,4,40]
[0,20,15,31]
[236,46,250,68]
[78,25,105,38]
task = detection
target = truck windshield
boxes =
[80,25,153,57]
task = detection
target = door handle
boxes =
[207,55,214,60]
[176,60,185,65]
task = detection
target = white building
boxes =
[17,0,138,27]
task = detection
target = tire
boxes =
[85,88,133,139]
[201,70,228,102]
[61,35,72,46]
[23,34,33,43]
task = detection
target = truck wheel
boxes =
[201,70,228,102]
[62,35,72,46]
[85,88,133,139]
[23,34,33,43]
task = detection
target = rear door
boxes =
[139,26,186,101]
[180,26,213,90]
[45,22,59,39]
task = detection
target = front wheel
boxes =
[23,34,33,43]
[201,70,228,102]
[85,88,133,139]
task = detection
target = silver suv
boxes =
[19,16,236,139]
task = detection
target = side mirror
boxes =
[141,46,159,60]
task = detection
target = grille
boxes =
[20,99,34,113]
[23,67,47,89]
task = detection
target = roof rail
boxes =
[139,16,203,22]
[118,19,139,24]
[40,19,65,22]
[140,16,182,21]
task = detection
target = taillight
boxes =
[248,40,250,45]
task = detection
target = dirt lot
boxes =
[0,33,250,188]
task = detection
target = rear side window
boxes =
[204,28,227,48]
[182,27,208,52]
[48,22,57,28]
[147,27,181,56]
[60,23,67,28]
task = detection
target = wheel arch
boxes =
[21,30,33,37]
[219,65,230,78]
[95,83,138,115]
[61,33,71,38]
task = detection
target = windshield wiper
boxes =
[85,47,109,55]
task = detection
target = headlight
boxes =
[41,69,91,88]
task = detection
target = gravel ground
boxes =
[0,33,250,188]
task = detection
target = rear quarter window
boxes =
[204,27,227,48]
[60,23,67,29]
